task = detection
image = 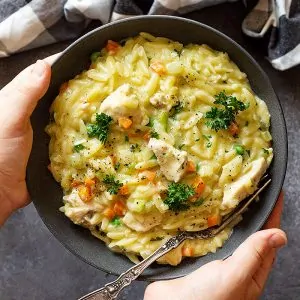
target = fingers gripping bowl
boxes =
[28,16,287,280]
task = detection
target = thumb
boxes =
[0,60,51,138]
[227,229,287,278]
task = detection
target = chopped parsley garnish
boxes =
[194,198,205,206]
[124,135,129,142]
[205,91,248,131]
[196,163,201,172]
[90,52,101,62]
[234,144,245,155]
[170,101,184,118]
[73,144,85,152]
[147,117,154,127]
[164,182,195,212]
[262,148,269,154]
[150,153,157,160]
[103,175,123,195]
[110,216,121,226]
[150,130,159,139]
[178,144,185,150]
[130,143,140,152]
[86,113,112,143]
[203,135,212,148]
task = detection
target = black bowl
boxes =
[28,16,287,281]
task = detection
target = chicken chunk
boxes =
[99,84,148,125]
[148,138,187,182]
[221,157,268,210]
[149,92,177,111]
[122,211,162,232]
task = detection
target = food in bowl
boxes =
[46,32,273,265]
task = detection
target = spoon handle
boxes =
[78,232,188,300]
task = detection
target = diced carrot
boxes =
[182,246,194,257]
[118,117,132,129]
[119,185,129,196]
[207,215,220,227]
[193,176,205,195]
[71,179,82,188]
[229,122,239,136]
[113,200,127,216]
[78,185,92,202]
[103,207,115,220]
[142,170,156,182]
[85,178,96,187]
[59,82,68,93]
[186,161,196,173]
[106,40,120,55]
[143,132,151,141]
[150,62,166,75]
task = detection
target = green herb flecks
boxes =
[110,216,121,226]
[103,175,123,195]
[170,101,184,118]
[234,144,245,155]
[86,113,113,144]
[150,130,159,139]
[205,91,248,131]
[73,144,85,153]
[262,148,269,154]
[90,52,101,62]
[130,143,140,152]
[194,198,205,206]
[164,182,195,212]
[203,135,212,148]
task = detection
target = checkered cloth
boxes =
[0,0,299,70]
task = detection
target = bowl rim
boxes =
[33,15,288,281]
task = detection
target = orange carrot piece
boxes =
[193,176,205,195]
[186,161,196,173]
[143,170,156,182]
[182,246,194,257]
[119,185,129,196]
[103,207,115,220]
[207,215,220,227]
[84,178,96,187]
[143,132,151,141]
[118,117,132,129]
[106,40,120,55]
[150,62,166,75]
[229,122,239,136]
[114,200,127,216]
[78,186,92,202]
[71,179,82,188]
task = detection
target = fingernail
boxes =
[32,60,45,77]
[269,232,287,248]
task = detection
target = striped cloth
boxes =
[0,0,299,70]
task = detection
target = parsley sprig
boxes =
[205,91,248,131]
[103,175,123,195]
[86,113,112,143]
[164,182,195,211]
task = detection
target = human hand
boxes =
[0,60,51,225]
[144,193,286,300]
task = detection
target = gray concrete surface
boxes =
[1,2,300,299]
